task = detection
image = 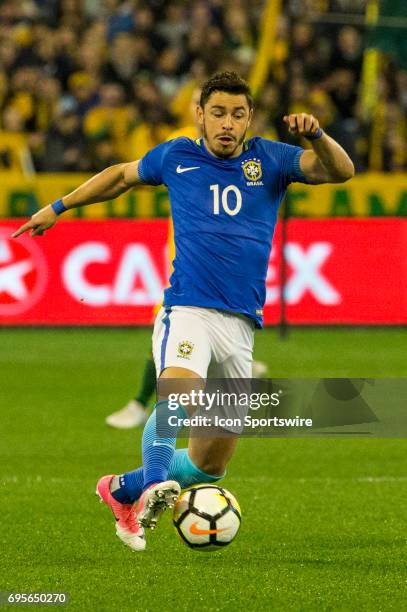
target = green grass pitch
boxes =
[1,328,406,611]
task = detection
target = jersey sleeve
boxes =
[279,142,309,184]
[137,140,174,186]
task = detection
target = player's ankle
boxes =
[110,475,134,504]
[143,480,162,491]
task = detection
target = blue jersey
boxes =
[138,136,308,327]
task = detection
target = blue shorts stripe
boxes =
[160,307,172,372]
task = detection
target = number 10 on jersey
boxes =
[210,184,242,216]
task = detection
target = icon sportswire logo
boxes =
[176,164,200,173]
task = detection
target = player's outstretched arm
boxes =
[283,113,355,184]
[12,160,142,238]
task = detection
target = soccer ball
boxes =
[173,485,241,551]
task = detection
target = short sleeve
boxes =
[138,141,173,186]
[280,143,309,184]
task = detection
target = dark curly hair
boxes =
[200,72,253,109]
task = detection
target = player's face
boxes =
[197,91,253,159]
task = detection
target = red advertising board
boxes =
[0,219,406,325]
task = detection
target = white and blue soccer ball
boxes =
[173,485,241,551]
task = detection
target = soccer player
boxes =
[12,72,354,551]
[106,85,268,429]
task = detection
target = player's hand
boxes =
[11,205,58,238]
[283,113,320,138]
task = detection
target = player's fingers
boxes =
[11,221,33,238]
[296,114,305,133]
[310,116,320,134]
[304,114,313,133]
[30,225,45,237]
[288,114,297,132]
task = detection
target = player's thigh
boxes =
[211,316,254,435]
[188,434,239,476]
[152,306,212,379]
[211,314,255,378]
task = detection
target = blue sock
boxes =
[142,399,186,490]
[111,448,225,504]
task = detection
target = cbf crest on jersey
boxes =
[177,340,194,359]
[241,158,264,186]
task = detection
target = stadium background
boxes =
[1,1,406,611]
[0,0,406,325]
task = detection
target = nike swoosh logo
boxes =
[176,164,200,173]
[189,522,226,536]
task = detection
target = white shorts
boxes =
[152,306,255,379]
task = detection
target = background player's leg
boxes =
[105,355,156,428]
[134,355,157,406]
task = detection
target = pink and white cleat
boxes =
[96,475,146,551]
[137,481,181,530]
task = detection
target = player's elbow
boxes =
[342,157,355,183]
[341,160,355,181]
[331,161,355,183]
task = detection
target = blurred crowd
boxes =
[0,0,405,174]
